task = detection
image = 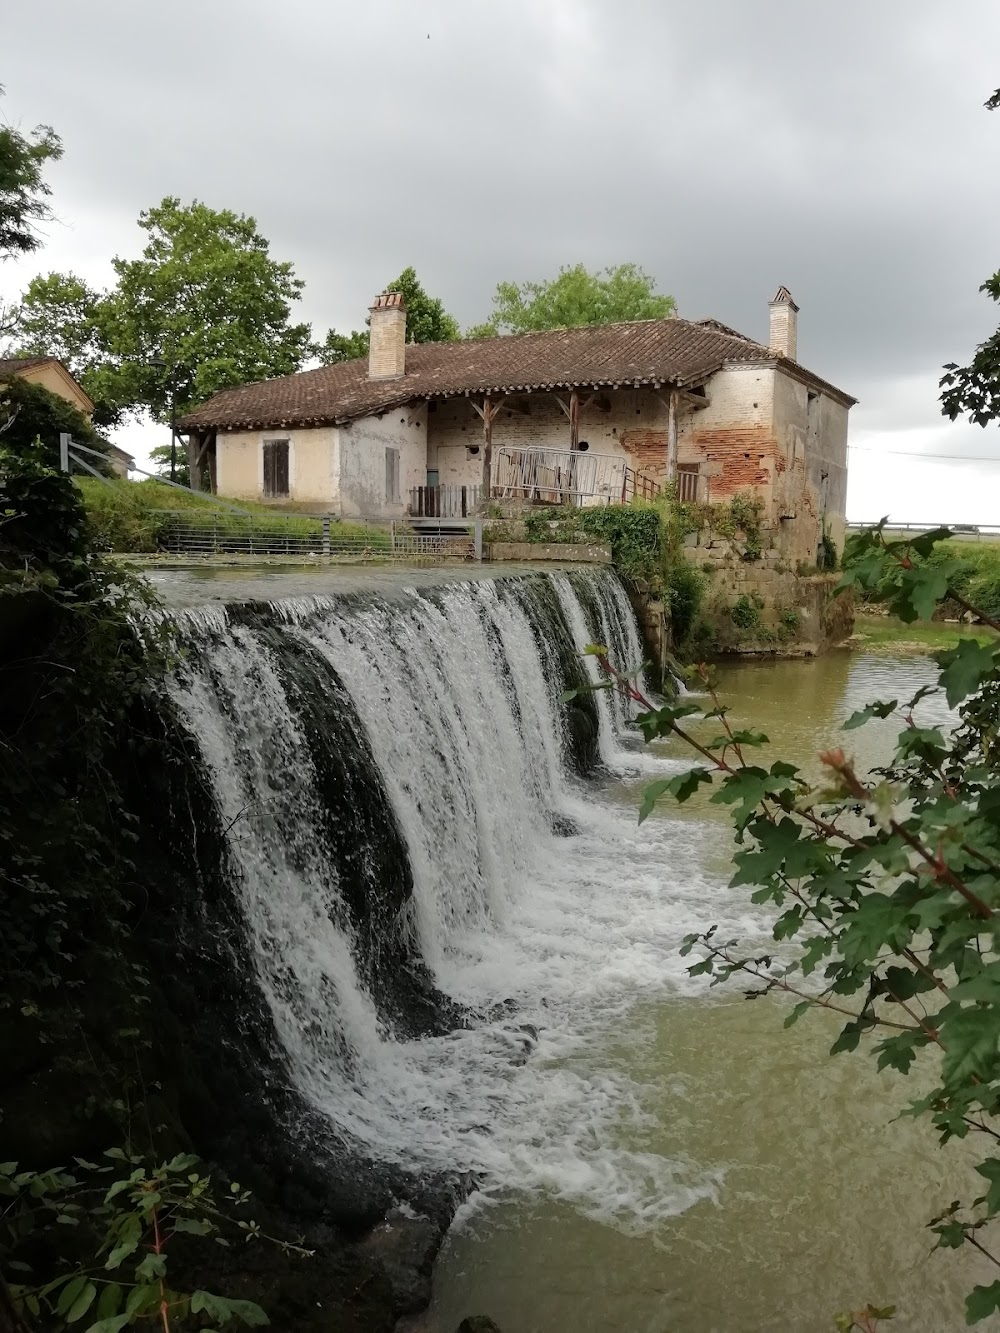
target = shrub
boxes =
[730,594,762,630]
[667,559,704,645]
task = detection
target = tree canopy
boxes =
[317,266,459,365]
[0,86,62,261]
[469,262,676,338]
[940,90,1000,430]
[17,197,313,425]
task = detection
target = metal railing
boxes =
[152,513,480,562]
[491,445,661,506]
[409,483,482,518]
[622,465,662,503]
[847,521,1000,540]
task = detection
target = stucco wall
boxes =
[338,404,427,518]
[15,362,94,417]
[770,370,849,562]
[215,427,338,505]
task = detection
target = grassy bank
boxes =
[851,613,997,653]
[76,477,388,552]
[860,534,1000,621]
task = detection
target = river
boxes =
[428,652,991,1333]
[151,566,992,1333]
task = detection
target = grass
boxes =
[851,613,997,653]
[75,478,389,553]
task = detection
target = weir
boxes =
[161,566,717,1228]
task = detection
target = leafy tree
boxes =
[16,197,313,426]
[14,270,106,376]
[941,89,1000,429]
[0,85,62,260]
[579,520,1000,1326]
[469,262,676,338]
[0,374,107,469]
[317,265,459,364]
[148,441,190,487]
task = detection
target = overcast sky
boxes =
[4,0,1000,521]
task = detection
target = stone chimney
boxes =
[368,291,407,380]
[768,286,799,360]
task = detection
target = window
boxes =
[262,439,289,497]
[385,446,401,503]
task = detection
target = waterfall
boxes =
[167,567,730,1228]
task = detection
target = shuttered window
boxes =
[263,439,289,497]
[385,447,400,503]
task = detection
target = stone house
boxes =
[178,287,855,564]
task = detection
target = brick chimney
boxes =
[368,291,407,380]
[768,286,799,360]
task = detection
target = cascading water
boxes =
[167,567,754,1228]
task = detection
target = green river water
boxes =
[428,649,995,1333]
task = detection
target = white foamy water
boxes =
[168,568,764,1228]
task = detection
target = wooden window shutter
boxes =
[263,439,289,497]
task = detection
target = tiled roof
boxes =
[178,317,856,431]
[0,355,56,377]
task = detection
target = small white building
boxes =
[179,288,855,565]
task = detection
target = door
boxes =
[263,439,289,498]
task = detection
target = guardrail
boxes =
[847,521,1000,542]
[152,514,479,561]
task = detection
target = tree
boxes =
[148,442,190,487]
[317,266,459,364]
[0,86,62,260]
[0,375,107,470]
[468,262,676,338]
[16,198,313,425]
[940,89,1000,428]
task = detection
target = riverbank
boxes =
[849,612,998,653]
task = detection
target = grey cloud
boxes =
[5,0,1000,508]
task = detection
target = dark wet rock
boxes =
[358,1208,444,1316]
[550,811,580,837]
[458,1318,504,1333]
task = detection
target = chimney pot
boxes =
[768,286,799,360]
[368,291,407,380]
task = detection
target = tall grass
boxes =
[75,478,388,553]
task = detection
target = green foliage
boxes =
[0,446,168,1020]
[666,558,704,646]
[0,85,62,258]
[581,518,1000,1323]
[730,594,762,630]
[2,1151,297,1328]
[678,491,765,562]
[18,198,313,425]
[469,263,675,338]
[0,375,107,468]
[318,265,460,365]
[819,527,839,571]
[147,443,190,487]
[778,607,800,635]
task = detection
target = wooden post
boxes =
[482,396,494,497]
[569,388,580,451]
[666,389,678,486]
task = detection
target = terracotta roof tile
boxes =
[0,355,57,377]
[178,317,855,431]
